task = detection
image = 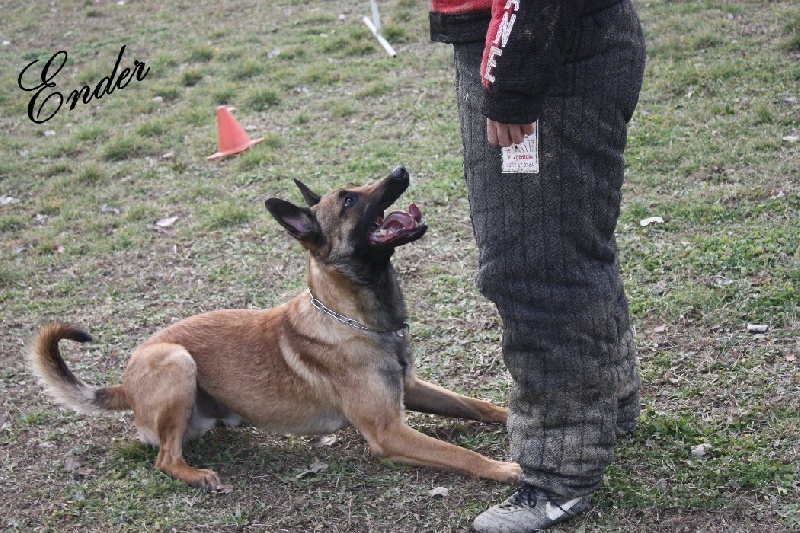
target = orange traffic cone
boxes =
[207,106,264,160]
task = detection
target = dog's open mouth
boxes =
[369,203,426,246]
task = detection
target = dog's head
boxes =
[265,165,427,279]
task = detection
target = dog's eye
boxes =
[343,195,356,208]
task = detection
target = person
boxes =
[428,0,646,531]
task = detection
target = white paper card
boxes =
[501,122,539,174]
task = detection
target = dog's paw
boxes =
[489,406,509,424]
[211,483,233,495]
[499,461,522,485]
[193,468,232,494]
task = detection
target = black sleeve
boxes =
[480,0,581,124]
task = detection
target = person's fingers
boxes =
[497,126,512,147]
[486,118,499,146]
[521,122,536,136]
[488,119,512,147]
[487,119,536,147]
[509,125,527,145]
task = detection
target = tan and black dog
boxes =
[27,166,521,492]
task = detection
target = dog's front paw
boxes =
[498,461,522,485]
[488,405,509,424]
[193,468,232,494]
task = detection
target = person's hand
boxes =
[486,118,536,147]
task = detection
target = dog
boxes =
[26,165,521,492]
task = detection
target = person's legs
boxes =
[454,1,645,529]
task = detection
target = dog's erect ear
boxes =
[265,198,320,243]
[293,179,322,207]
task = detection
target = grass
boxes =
[1,0,798,531]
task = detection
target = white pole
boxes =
[371,0,381,29]
[363,0,396,57]
[364,17,396,57]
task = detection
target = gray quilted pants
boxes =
[453,0,645,497]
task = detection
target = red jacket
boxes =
[430,0,622,124]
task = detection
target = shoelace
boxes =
[501,486,540,509]
[501,486,578,516]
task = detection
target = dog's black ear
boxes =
[293,179,322,207]
[265,198,320,243]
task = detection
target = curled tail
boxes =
[26,322,130,414]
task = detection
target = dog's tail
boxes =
[26,322,130,414]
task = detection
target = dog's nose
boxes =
[389,165,408,180]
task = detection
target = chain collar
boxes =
[307,288,409,337]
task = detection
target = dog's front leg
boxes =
[357,414,520,484]
[343,384,519,484]
[403,376,508,423]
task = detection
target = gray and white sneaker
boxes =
[473,485,590,533]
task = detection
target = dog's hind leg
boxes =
[126,343,229,492]
[403,376,508,423]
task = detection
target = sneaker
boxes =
[473,485,590,533]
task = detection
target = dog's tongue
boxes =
[409,203,422,222]
[370,203,423,244]
[384,203,422,229]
